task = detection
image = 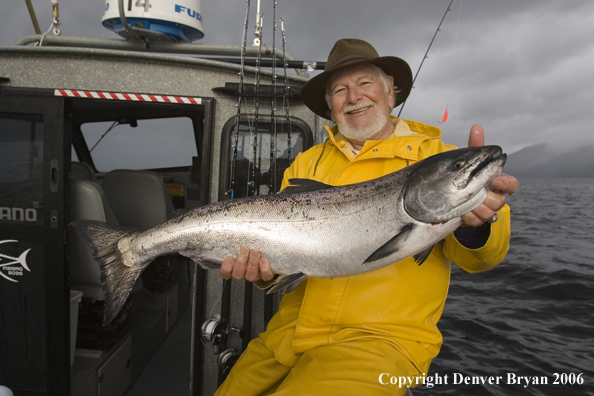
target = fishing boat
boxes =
[0,0,331,394]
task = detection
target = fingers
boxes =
[244,249,262,282]
[220,255,235,280]
[219,247,275,282]
[230,247,250,280]
[220,247,250,280]
[461,190,506,227]
[467,124,485,148]
[462,124,519,228]
[461,211,487,228]
[462,203,497,227]
[259,258,275,282]
[492,174,519,196]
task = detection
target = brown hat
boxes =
[300,38,413,119]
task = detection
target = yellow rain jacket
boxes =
[216,117,511,396]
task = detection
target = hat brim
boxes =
[300,56,413,120]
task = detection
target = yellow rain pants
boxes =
[215,337,418,396]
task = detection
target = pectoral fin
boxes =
[266,272,307,294]
[363,224,415,264]
[413,245,435,266]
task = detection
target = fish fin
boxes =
[71,220,143,326]
[280,178,333,195]
[363,224,415,264]
[266,272,307,294]
[413,245,435,266]
[16,249,32,271]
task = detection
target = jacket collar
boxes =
[324,116,442,161]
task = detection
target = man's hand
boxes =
[220,247,276,282]
[462,124,519,227]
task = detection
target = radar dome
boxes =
[102,0,204,43]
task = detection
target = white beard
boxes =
[337,102,391,145]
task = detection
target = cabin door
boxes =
[0,93,71,395]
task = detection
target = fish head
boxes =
[403,146,507,224]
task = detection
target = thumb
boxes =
[468,124,485,148]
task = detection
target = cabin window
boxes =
[0,114,44,224]
[80,117,197,172]
[220,116,312,199]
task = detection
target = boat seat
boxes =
[70,180,119,300]
[102,169,174,228]
[71,161,97,183]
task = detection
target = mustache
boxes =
[343,101,374,114]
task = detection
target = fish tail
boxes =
[16,249,31,271]
[71,220,143,326]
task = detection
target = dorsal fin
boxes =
[280,178,333,195]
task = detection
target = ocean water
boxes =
[414,178,594,396]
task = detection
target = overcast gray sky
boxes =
[2,0,593,154]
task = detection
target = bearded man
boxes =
[215,38,518,396]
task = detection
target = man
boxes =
[215,39,518,395]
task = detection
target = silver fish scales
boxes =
[72,146,506,325]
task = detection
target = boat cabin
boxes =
[0,10,328,394]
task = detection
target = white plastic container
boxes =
[70,290,83,366]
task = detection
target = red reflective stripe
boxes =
[54,89,200,104]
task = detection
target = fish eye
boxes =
[454,161,465,169]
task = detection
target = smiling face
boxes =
[326,63,395,147]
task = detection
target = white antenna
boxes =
[252,0,263,47]
[51,0,61,35]
[37,0,61,45]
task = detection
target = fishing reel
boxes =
[201,316,229,351]
[217,348,241,377]
[201,316,243,355]
[202,317,242,376]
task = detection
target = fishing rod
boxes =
[269,1,278,195]
[240,0,267,352]
[228,0,251,201]
[249,0,264,197]
[264,0,279,331]
[219,1,251,383]
[200,57,325,71]
[280,17,293,165]
[398,0,454,117]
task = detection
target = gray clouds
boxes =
[2,0,593,153]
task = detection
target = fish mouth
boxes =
[466,147,507,188]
